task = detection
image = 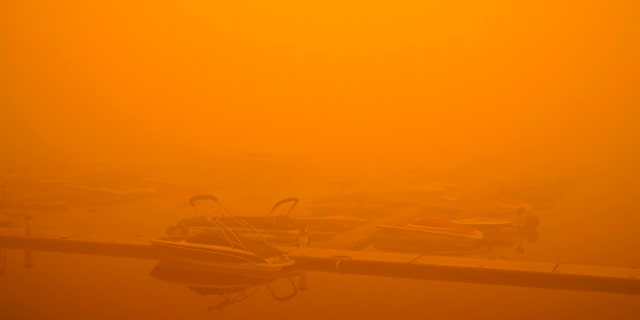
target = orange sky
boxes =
[1,1,639,179]
[2,5,640,318]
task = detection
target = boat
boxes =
[152,195,295,271]
[446,216,515,232]
[166,197,303,244]
[254,198,369,242]
[378,217,484,240]
[374,216,484,251]
[166,197,368,245]
[236,198,303,244]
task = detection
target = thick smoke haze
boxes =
[2,1,640,226]
[1,2,640,319]
[2,1,638,174]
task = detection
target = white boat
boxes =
[374,217,484,252]
[152,195,295,272]
[447,217,514,231]
[378,217,485,241]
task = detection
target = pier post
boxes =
[299,225,308,253]
[23,215,33,268]
[24,214,32,237]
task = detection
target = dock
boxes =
[1,227,639,294]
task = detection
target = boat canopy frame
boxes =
[188,194,270,251]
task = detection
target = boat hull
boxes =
[374,218,484,251]
[151,239,295,272]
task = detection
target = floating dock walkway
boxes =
[1,227,638,294]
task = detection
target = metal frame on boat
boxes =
[151,195,295,271]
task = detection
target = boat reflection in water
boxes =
[150,260,306,311]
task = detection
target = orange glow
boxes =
[1,1,640,319]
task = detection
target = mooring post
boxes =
[0,247,6,276]
[23,214,34,268]
[299,224,308,253]
[24,214,33,237]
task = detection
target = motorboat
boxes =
[255,198,369,242]
[374,216,485,252]
[447,217,512,227]
[166,197,303,245]
[166,197,368,245]
[152,195,295,271]
[235,198,303,244]
[151,232,294,271]
[378,217,484,241]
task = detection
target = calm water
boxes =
[1,250,639,320]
